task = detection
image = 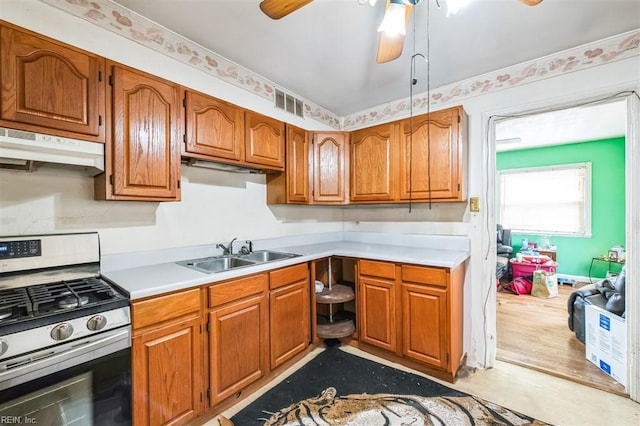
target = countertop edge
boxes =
[104,242,470,300]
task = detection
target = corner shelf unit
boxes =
[312,256,357,340]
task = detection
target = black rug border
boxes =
[230,346,542,425]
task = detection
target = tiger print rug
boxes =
[263,387,547,426]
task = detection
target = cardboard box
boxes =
[585,305,627,387]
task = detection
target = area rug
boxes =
[231,346,547,425]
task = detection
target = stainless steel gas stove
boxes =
[0,232,131,425]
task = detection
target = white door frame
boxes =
[484,90,639,402]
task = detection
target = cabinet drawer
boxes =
[209,273,267,307]
[401,265,448,287]
[269,263,308,290]
[359,259,395,280]
[132,288,200,331]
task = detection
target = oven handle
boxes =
[0,325,131,392]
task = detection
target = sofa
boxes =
[567,265,626,343]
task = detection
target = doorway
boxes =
[491,97,630,396]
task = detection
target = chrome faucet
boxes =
[216,237,237,255]
[239,240,253,255]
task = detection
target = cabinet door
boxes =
[286,124,310,203]
[399,106,463,201]
[0,24,105,142]
[245,111,285,170]
[350,123,396,202]
[401,283,448,369]
[359,276,397,352]
[132,318,201,426]
[184,90,244,161]
[109,64,181,200]
[269,280,310,369]
[209,293,268,405]
[313,132,348,203]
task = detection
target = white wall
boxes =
[0,0,344,255]
[1,0,639,372]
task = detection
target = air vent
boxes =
[274,88,304,118]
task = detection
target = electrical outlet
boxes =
[470,197,480,212]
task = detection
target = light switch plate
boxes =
[470,197,480,212]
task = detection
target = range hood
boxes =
[182,157,264,174]
[0,127,105,176]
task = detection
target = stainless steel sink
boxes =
[177,256,256,273]
[177,250,300,274]
[236,250,300,263]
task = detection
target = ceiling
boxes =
[495,99,627,151]
[112,0,639,117]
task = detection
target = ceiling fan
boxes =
[259,0,543,63]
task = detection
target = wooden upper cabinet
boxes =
[399,106,466,201]
[0,23,105,142]
[286,124,310,203]
[313,132,348,204]
[183,89,244,162]
[244,110,285,170]
[350,122,396,202]
[98,63,181,201]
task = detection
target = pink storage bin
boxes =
[510,259,558,278]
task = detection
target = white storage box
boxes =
[585,305,627,387]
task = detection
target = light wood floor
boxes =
[496,283,627,396]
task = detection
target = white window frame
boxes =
[497,162,592,237]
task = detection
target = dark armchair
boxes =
[567,265,626,343]
[496,225,513,280]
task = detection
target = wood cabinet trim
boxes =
[401,264,448,287]
[359,259,396,279]
[208,272,267,307]
[131,288,200,332]
[269,262,308,290]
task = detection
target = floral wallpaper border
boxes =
[39,0,340,128]
[342,29,640,130]
[41,0,638,131]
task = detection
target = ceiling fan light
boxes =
[445,0,472,16]
[377,2,407,37]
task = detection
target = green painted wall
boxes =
[497,137,625,279]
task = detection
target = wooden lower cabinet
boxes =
[400,264,465,378]
[358,260,465,380]
[208,274,269,405]
[269,264,310,369]
[132,318,202,426]
[131,288,202,426]
[401,283,448,368]
[358,259,398,353]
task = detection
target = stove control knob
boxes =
[0,339,7,357]
[50,323,74,341]
[87,315,107,331]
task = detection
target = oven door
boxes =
[0,326,131,426]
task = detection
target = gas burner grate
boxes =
[27,277,126,315]
[0,287,33,323]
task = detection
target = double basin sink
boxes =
[177,250,300,274]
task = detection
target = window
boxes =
[498,162,592,236]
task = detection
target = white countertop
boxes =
[103,237,469,300]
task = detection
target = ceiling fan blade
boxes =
[259,0,314,19]
[518,0,543,5]
[376,1,413,64]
